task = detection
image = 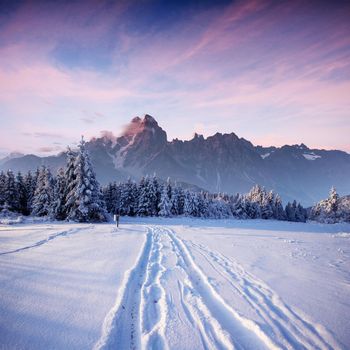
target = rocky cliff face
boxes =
[1,114,350,206]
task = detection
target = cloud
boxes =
[80,117,95,124]
[0,0,349,154]
[99,130,117,142]
[22,131,65,139]
[80,110,107,124]
[37,146,63,153]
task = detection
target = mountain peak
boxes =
[131,116,142,123]
[192,133,204,140]
[123,114,160,138]
[143,114,157,124]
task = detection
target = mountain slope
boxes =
[1,114,349,206]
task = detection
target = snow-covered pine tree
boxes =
[120,178,137,216]
[172,184,184,216]
[158,180,172,217]
[310,187,339,223]
[0,171,6,210]
[260,191,274,219]
[115,183,123,214]
[16,171,28,215]
[66,137,107,222]
[138,176,155,216]
[52,168,67,220]
[213,197,231,218]
[246,185,266,218]
[196,191,206,217]
[64,147,77,217]
[118,182,127,216]
[150,175,161,216]
[244,196,260,219]
[4,170,19,212]
[183,190,197,217]
[137,177,147,216]
[103,182,115,213]
[246,184,263,204]
[273,194,285,220]
[285,201,297,221]
[295,203,307,222]
[327,187,339,221]
[231,194,245,218]
[32,166,54,217]
[103,182,121,215]
[24,171,36,215]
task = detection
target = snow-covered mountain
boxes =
[0,152,25,166]
[1,114,350,205]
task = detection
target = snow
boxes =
[261,153,270,159]
[332,232,350,238]
[303,152,321,160]
[0,218,349,349]
[113,134,136,168]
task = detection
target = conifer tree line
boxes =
[0,138,347,223]
[102,179,307,221]
[0,138,108,222]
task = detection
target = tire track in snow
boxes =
[188,240,341,350]
[164,227,274,350]
[0,225,93,256]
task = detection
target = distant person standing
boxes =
[116,214,120,227]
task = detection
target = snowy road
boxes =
[0,219,349,349]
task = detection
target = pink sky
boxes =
[0,0,349,156]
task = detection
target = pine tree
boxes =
[328,186,339,220]
[32,166,54,217]
[295,203,307,222]
[64,147,77,217]
[137,176,154,216]
[150,175,161,216]
[120,178,137,216]
[4,170,19,212]
[24,171,36,214]
[52,168,67,220]
[285,201,297,221]
[232,194,246,218]
[310,187,339,223]
[159,180,172,217]
[244,197,260,219]
[273,194,285,220]
[66,137,107,222]
[103,182,114,213]
[0,171,6,210]
[184,190,197,216]
[103,182,122,214]
[247,184,263,204]
[196,192,206,217]
[16,171,28,214]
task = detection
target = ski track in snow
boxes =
[94,226,169,350]
[95,225,340,350]
[0,225,93,256]
[188,240,340,350]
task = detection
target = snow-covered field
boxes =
[0,218,349,350]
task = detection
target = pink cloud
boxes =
[0,60,133,103]
[0,0,131,47]
[37,146,63,153]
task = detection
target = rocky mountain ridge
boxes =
[1,114,350,206]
